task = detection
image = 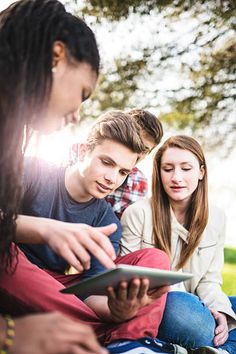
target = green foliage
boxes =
[222,263,236,295]
[69,0,236,149]
[81,57,147,118]
[79,0,181,21]
[160,111,196,130]
[224,247,236,264]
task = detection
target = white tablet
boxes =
[61,264,193,298]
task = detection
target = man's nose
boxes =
[104,170,117,184]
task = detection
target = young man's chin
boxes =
[93,189,111,199]
[86,186,108,200]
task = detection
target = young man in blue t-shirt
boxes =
[20,111,144,278]
[2,111,175,352]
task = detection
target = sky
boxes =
[1,0,236,247]
[0,0,15,11]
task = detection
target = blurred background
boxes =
[1,0,236,248]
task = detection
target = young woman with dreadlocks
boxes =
[0,1,116,353]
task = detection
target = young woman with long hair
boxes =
[121,135,236,354]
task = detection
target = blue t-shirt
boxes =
[20,157,121,279]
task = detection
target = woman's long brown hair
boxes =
[151,135,208,269]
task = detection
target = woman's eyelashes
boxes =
[162,166,192,172]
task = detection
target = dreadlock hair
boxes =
[0,0,100,272]
[151,135,208,270]
[127,109,163,147]
[86,110,147,156]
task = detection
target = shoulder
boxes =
[24,157,59,176]
[94,199,121,224]
[208,204,226,230]
[23,157,62,192]
[200,205,226,246]
[208,204,225,221]
[130,167,146,179]
[128,167,147,185]
[121,197,151,222]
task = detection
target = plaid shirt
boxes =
[106,167,148,220]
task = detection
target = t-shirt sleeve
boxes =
[80,201,122,281]
[21,157,52,215]
[21,157,42,214]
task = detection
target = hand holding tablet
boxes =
[61,264,193,298]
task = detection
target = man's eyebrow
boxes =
[100,155,116,164]
[100,155,132,173]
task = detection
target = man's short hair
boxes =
[127,109,163,146]
[86,110,147,155]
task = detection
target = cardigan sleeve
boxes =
[195,208,236,326]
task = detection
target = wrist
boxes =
[109,307,135,323]
[110,312,125,323]
[0,315,15,354]
[0,316,6,348]
[35,217,49,244]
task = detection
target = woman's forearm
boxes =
[16,215,47,244]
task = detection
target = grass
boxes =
[224,247,236,264]
[222,247,236,295]
[222,263,236,296]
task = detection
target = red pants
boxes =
[0,247,169,344]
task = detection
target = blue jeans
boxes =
[157,291,236,354]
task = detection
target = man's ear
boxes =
[199,165,205,180]
[77,143,88,162]
[52,41,67,71]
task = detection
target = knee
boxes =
[133,248,170,270]
[160,291,215,347]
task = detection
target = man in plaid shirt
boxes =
[105,167,148,219]
[106,109,163,219]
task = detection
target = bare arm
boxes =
[16,215,116,272]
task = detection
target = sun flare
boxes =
[25,127,76,166]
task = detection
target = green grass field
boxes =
[222,263,236,296]
[222,247,236,295]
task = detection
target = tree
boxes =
[68,0,236,150]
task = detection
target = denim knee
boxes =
[158,291,215,348]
